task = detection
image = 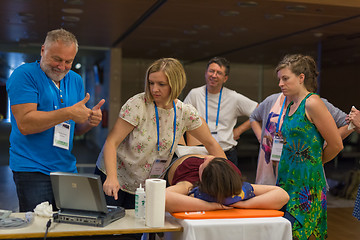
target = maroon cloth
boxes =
[171,156,241,185]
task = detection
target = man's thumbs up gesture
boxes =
[89,98,106,127]
[70,93,105,125]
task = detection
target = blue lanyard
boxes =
[205,86,222,128]
[154,101,176,154]
[48,80,68,110]
[276,96,286,134]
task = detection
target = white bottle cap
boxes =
[137,184,145,192]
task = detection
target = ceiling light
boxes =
[198,40,210,45]
[264,14,284,20]
[233,27,248,33]
[191,44,200,48]
[62,16,80,22]
[160,42,171,47]
[220,32,234,37]
[18,12,35,18]
[183,30,197,35]
[21,19,36,24]
[75,63,81,69]
[193,24,210,30]
[62,8,83,14]
[313,32,323,38]
[286,5,306,11]
[237,1,258,7]
[61,22,77,28]
[220,10,239,17]
[167,39,179,44]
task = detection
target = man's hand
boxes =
[70,93,93,123]
[347,107,360,132]
[73,94,106,135]
[88,99,105,127]
[233,127,242,140]
[233,120,251,140]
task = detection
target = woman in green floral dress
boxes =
[275,54,343,239]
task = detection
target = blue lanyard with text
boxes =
[205,86,222,128]
[276,96,286,134]
[154,101,176,153]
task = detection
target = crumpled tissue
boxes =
[33,201,53,218]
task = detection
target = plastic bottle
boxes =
[135,183,146,219]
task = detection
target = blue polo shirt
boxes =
[6,61,84,175]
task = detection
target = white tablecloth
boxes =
[166,217,292,240]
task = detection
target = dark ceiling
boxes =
[0,0,360,67]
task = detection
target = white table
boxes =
[0,210,182,239]
[166,216,292,240]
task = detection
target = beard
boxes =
[40,62,69,82]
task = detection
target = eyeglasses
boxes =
[207,69,226,77]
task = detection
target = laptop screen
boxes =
[50,172,108,214]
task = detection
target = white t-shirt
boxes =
[184,85,257,151]
[96,93,202,194]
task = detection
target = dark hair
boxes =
[206,57,230,76]
[198,158,242,204]
[275,54,319,92]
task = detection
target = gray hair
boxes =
[44,28,78,52]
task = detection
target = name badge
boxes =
[270,135,284,162]
[149,159,167,178]
[53,122,71,150]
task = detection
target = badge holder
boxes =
[149,159,167,179]
[270,135,283,162]
[270,96,286,162]
[53,122,71,150]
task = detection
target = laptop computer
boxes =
[50,172,125,227]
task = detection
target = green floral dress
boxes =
[277,93,327,240]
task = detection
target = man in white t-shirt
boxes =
[184,57,258,168]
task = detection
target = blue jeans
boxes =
[12,171,56,212]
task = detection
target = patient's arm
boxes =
[165,181,230,213]
[230,184,289,210]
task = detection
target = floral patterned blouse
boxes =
[96,93,202,194]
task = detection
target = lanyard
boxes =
[48,80,68,110]
[154,101,176,154]
[205,86,222,128]
[276,96,286,134]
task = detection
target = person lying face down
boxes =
[165,155,289,213]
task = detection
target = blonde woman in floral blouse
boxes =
[95,58,226,209]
